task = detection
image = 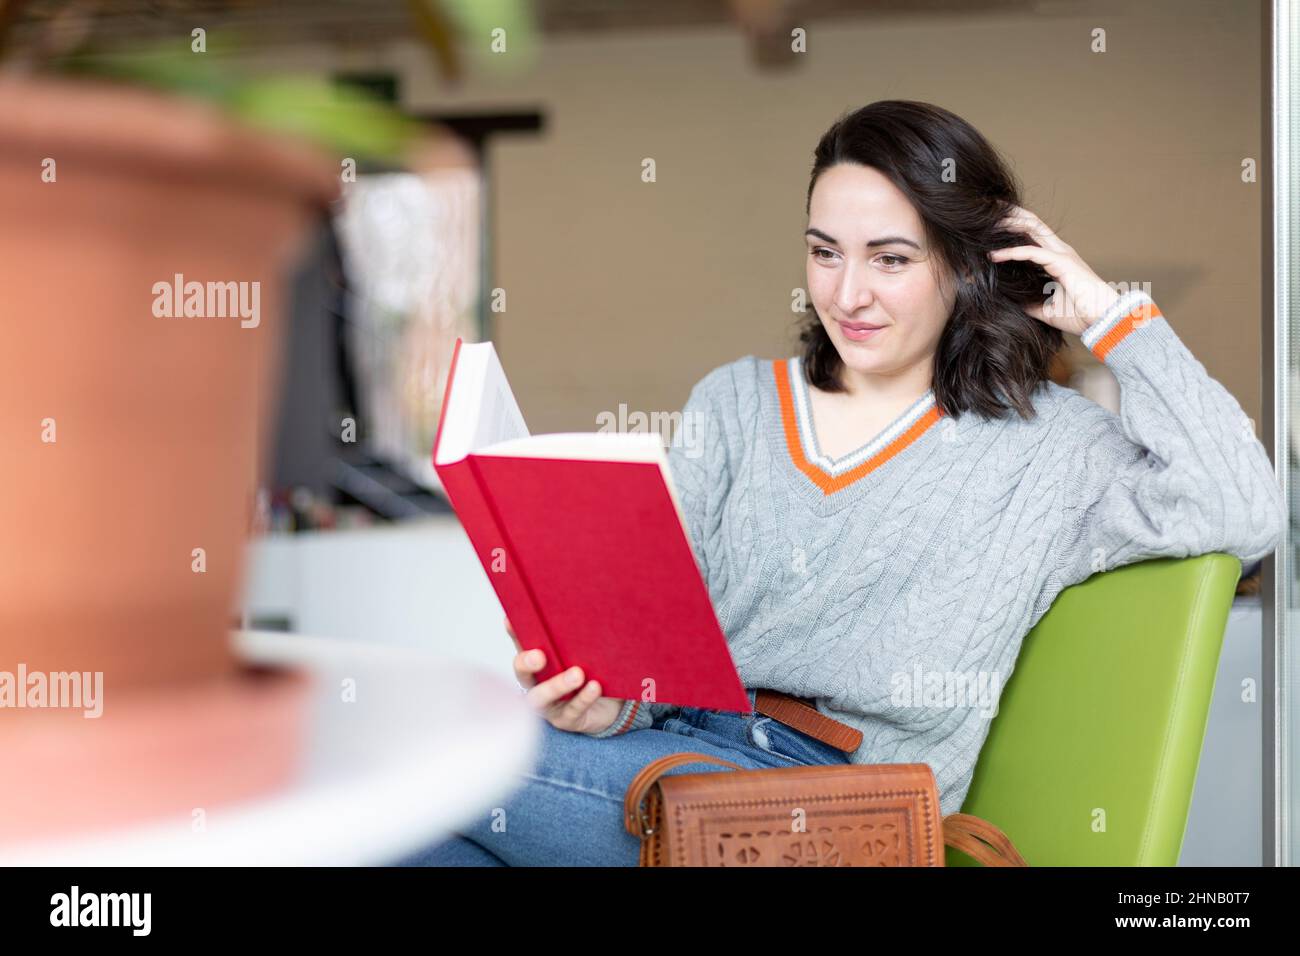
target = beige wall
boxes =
[249,0,1267,433]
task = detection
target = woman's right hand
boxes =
[506,617,627,736]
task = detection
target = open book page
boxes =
[437,341,690,532]
[472,347,528,451]
[435,341,529,465]
[481,431,660,460]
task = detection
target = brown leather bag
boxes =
[623,752,1028,867]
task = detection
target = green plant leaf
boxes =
[50,33,419,163]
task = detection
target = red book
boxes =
[431,338,750,714]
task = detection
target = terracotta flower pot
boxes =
[0,79,340,847]
[0,78,338,690]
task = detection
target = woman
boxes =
[401,100,1287,866]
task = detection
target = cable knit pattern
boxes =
[605,290,1287,816]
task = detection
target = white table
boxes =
[0,630,539,865]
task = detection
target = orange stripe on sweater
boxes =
[773,360,942,496]
[614,700,641,734]
[1090,300,1163,362]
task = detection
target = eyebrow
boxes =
[804,228,922,251]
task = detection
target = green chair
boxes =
[947,553,1242,866]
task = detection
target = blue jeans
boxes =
[394,688,851,866]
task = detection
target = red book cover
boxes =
[431,338,750,714]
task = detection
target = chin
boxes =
[828,335,887,372]
[836,355,886,378]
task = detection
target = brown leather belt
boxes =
[752,689,862,754]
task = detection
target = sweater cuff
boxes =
[590,697,653,738]
[1080,288,1165,361]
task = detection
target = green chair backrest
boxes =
[948,553,1242,866]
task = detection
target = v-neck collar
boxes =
[771,356,943,497]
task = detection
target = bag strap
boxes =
[942,812,1029,866]
[623,751,743,838]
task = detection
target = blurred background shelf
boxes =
[243,518,504,672]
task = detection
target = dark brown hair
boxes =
[801,100,1062,421]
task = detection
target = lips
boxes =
[836,319,887,342]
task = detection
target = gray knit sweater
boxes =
[592,289,1288,816]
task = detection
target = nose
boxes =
[833,258,876,317]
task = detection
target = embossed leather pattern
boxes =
[624,753,1028,867]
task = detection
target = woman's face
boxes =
[804,163,958,388]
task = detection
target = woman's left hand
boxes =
[987,205,1121,337]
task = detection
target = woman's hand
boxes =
[506,617,627,736]
[987,205,1121,336]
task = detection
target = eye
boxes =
[878,254,909,268]
[810,246,837,262]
